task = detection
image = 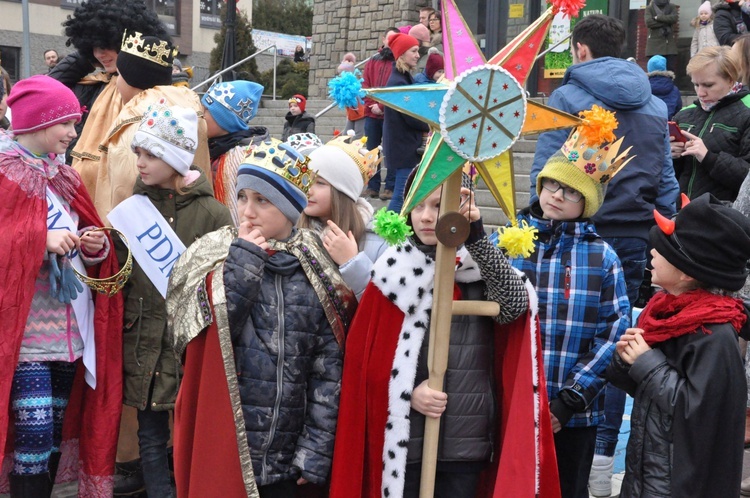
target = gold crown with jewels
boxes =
[241,138,317,194]
[120,30,178,68]
[560,105,635,184]
[326,132,383,183]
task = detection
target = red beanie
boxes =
[7,75,82,135]
[289,94,307,112]
[389,33,420,60]
[425,51,444,81]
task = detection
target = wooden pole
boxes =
[418,170,504,497]
[419,170,461,498]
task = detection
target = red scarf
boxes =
[639,289,747,345]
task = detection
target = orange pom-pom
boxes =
[577,105,618,146]
[549,0,586,17]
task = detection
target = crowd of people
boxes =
[2,1,750,498]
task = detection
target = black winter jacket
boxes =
[281,111,315,141]
[382,66,430,171]
[673,90,750,201]
[223,232,342,486]
[713,1,750,46]
[48,52,109,163]
[607,321,746,498]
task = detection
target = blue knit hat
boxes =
[236,138,314,224]
[201,80,264,134]
[647,55,667,73]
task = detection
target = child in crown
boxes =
[297,133,388,299]
[500,106,631,498]
[166,138,357,498]
[114,102,231,498]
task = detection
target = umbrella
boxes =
[221,0,237,82]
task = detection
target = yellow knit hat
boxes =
[537,152,603,219]
[537,105,634,219]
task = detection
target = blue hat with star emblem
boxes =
[201,80,264,134]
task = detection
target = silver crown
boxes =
[139,100,196,153]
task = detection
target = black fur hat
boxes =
[651,193,750,291]
[62,0,170,66]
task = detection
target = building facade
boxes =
[0,0,251,82]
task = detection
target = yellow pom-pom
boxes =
[361,136,368,145]
[496,221,538,258]
[578,105,618,147]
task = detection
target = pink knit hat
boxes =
[7,75,82,135]
[409,23,431,44]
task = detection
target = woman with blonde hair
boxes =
[670,45,750,202]
[382,33,430,213]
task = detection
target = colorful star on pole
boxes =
[365,0,585,219]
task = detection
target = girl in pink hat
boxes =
[691,1,719,56]
[0,74,123,497]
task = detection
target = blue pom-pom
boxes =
[328,70,365,109]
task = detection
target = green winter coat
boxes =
[645,0,679,56]
[117,168,232,411]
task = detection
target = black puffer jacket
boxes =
[672,90,750,201]
[48,52,109,163]
[223,232,342,486]
[606,322,746,498]
[713,1,750,46]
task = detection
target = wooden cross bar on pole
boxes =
[418,169,500,498]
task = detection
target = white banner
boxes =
[251,29,312,58]
[108,195,187,299]
[46,188,97,389]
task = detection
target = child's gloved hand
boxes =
[49,255,85,304]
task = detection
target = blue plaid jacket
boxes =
[506,208,631,427]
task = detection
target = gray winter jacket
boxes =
[223,233,342,486]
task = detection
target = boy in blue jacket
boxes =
[502,108,631,498]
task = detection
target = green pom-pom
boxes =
[496,220,538,258]
[373,208,413,246]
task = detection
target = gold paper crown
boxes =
[241,138,317,195]
[120,30,178,68]
[326,132,383,183]
[560,106,635,185]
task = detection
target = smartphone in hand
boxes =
[668,121,687,143]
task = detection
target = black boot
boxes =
[9,473,52,498]
[48,451,62,493]
[113,458,146,497]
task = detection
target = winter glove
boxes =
[49,254,84,304]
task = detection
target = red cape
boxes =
[173,273,257,498]
[329,280,560,498]
[0,161,123,495]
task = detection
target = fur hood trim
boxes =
[648,69,676,80]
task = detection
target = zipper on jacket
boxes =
[688,110,715,198]
[134,298,144,367]
[261,274,286,482]
[565,261,571,300]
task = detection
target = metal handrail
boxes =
[191,44,279,100]
[314,55,372,119]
